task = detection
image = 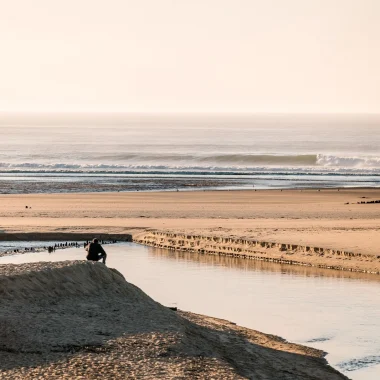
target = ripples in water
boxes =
[338,355,380,372]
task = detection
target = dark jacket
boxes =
[86,242,106,261]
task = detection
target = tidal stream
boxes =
[1,242,379,379]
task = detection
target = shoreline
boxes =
[0,171,379,195]
[0,185,380,195]
[0,261,348,379]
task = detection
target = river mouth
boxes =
[1,242,379,379]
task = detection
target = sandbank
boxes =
[0,188,379,273]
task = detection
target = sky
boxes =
[0,0,379,114]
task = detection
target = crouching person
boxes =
[85,238,107,264]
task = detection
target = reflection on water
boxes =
[0,242,379,380]
[146,247,380,380]
[149,247,380,283]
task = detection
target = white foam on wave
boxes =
[0,153,379,174]
[317,154,380,168]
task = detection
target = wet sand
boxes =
[0,177,241,194]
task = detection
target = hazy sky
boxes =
[1,0,379,113]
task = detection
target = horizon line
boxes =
[1,111,380,116]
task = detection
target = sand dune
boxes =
[0,261,347,379]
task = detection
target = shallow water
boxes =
[0,242,379,379]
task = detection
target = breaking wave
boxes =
[0,153,379,173]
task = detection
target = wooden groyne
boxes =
[0,232,133,242]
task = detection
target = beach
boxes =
[2,1,380,377]
[0,188,379,378]
[0,188,379,272]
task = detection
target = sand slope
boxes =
[0,261,347,379]
[134,230,380,274]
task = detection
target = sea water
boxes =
[0,114,379,192]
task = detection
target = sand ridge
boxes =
[0,261,348,379]
[134,230,380,274]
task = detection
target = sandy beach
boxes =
[0,188,379,378]
[0,188,379,272]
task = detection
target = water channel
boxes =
[0,242,379,380]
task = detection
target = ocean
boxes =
[1,114,379,193]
